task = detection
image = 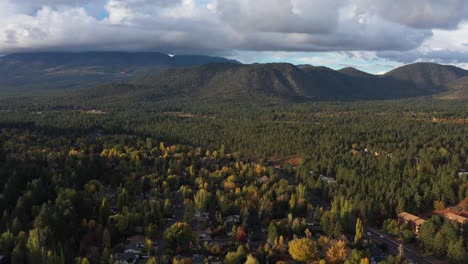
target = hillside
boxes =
[3,55,467,102]
[384,62,468,92]
[437,76,468,99]
[74,62,437,103]
[338,67,374,78]
[0,52,239,92]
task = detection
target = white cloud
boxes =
[0,0,467,65]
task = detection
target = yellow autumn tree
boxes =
[360,258,370,264]
[326,240,348,264]
[433,200,446,210]
[147,257,157,264]
[288,237,317,263]
[245,254,259,264]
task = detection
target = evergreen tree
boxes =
[433,232,446,257]
[447,239,467,264]
[354,218,363,244]
[102,228,111,248]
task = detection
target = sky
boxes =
[1,0,468,74]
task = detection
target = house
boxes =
[225,215,240,223]
[207,255,223,264]
[225,215,240,235]
[319,174,336,184]
[194,210,210,220]
[197,229,213,241]
[398,212,425,234]
[444,213,468,224]
[114,252,140,264]
[124,242,145,254]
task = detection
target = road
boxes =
[156,193,185,255]
[364,227,432,264]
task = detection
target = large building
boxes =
[398,212,426,234]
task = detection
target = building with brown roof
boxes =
[398,212,426,234]
[444,213,468,224]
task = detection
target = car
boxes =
[379,235,384,238]
[366,232,372,236]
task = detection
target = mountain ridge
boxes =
[1,52,467,100]
[383,62,468,92]
[0,52,240,92]
[76,62,465,102]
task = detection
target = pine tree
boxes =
[267,222,278,243]
[101,248,110,264]
[354,218,363,244]
[102,228,111,248]
[11,232,27,264]
[0,230,15,257]
[99,198,111,224]
[433,232,446,257]
[447,239,467,263]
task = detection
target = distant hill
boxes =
[437,76,468,99]
[338,67,374,78]
[384,62,468,92]
[0,52,239,92]
[75,62,439,103]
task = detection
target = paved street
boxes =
[364,227,432,264]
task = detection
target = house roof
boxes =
[414,219,426,226]
[445,213,467,223]
[124,242,144,253]
[398,212,421,222]
[226,215,240,222]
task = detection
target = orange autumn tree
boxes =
[326,240,348,264]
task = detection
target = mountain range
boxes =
[76,61,468,102]
[0,52,467,101]
[0,52,239,92]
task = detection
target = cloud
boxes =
[369,0,468,29]
[377,22,468,64]
[0,0,467,67]
[379,49,468,63]
[216,0,345,34]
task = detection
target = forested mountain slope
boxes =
[2,53,468,101]
[75,62,441,102]
[384,62,468,92]
[0,52,239,92]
